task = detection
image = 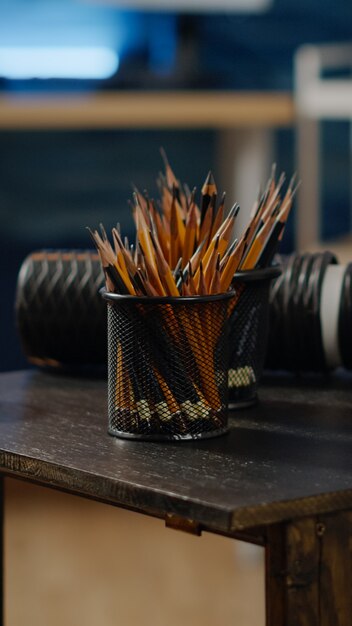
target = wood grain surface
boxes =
[319,511,352,625]
[0,370,352,534]
[265,512,352,626]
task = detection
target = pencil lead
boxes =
[287,172,297,192]
[202,170,216,191]
[86,226,98,246]
[227,203,239,219]
[160,146,169,168]
[219,191,226,205]
[99,223,108,241]
[132,191,140,208]
[291,179,301,197]
[270,163,277,182]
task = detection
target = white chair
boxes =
[295,43,352,250]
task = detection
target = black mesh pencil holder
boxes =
[102,290,236,441]
[228,267,281,409]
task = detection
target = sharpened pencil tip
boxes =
[132,192,139,207]
[228,203,240,219]
[86,226,97,245]
[99,223,108,241]
[291,179,301,197]
[288,172,298,191]
[202,170,215,190]
[160,146,169,166]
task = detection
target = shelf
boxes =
[0,90,295,130]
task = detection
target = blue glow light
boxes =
[0,47,119,79]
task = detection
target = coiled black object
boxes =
[15,249,352,375]
[265,251,352,372]
[16,250,106,370]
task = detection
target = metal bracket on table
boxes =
[165,513,202,536]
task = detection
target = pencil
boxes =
[200,171,217,225]
[181,199,197,269]
[90,155,297,437]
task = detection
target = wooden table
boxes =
[0,369,351,625]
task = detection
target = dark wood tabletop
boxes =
[0,369,352,535]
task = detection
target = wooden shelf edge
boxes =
[0,90,295,130]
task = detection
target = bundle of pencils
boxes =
[89,156,297,298]
[90,153,297,438]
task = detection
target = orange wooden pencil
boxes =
[198,261,207,296]
[200,171,217,225]
[187,261,197,295]
[210,191,226,241]
[220,237,247,291]
[181,200,197,269]
[203,235,219,289]
[209,254,221,294]
[151,232,179,296]
[169,195,180,269]
[171,186,186,247]
[198,194,214,248]
[139,242,166,295]
[240,216,276,270]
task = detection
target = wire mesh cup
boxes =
[228,267,281,409]
[102,290,236,441]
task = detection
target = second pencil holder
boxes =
[228,267,281,408]
[102,290,235,441]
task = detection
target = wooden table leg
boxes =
[265,512,352,626]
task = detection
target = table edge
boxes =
[2,450,352,535]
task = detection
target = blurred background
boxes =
[1,1,352,624]
[1,0,352,372]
